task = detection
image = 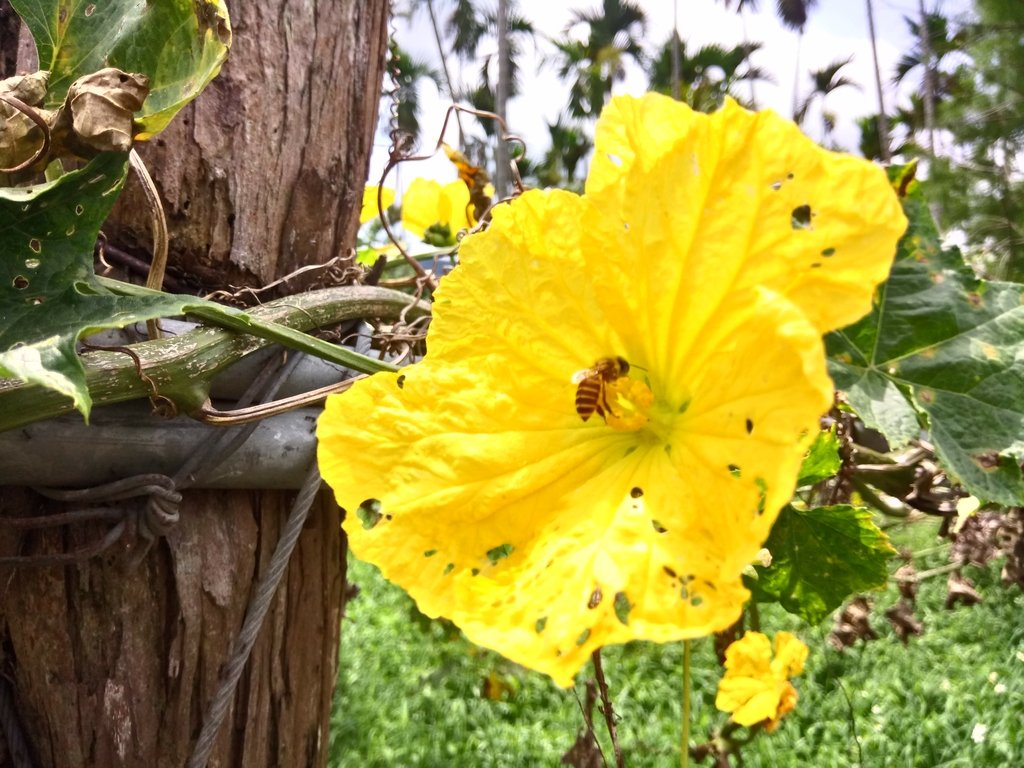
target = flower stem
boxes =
[682,639,691,768]
[591,650,624,768]
[749,600,762,632]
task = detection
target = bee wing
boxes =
[571,368,593,384]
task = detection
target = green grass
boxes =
[329,518,1024,766]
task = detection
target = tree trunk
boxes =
[864,0,891,162]
[917,0,937,159]
[494,0,511,198]
[109,0,389,290]
[0,1,389,766]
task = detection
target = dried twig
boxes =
[591,650,625,768]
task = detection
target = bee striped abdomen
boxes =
[572,356,630,424]
[574,378,606,422]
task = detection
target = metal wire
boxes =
[185,462,323,768]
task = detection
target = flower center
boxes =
[602,376,654,431]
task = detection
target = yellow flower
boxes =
[401,178,472,245]
[317,94,906,686]
[715,631,808,731]
[360,185,395,225]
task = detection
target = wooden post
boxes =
[0,1,389,765]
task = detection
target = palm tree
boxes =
[550,0,648,119]
[648,35,773,112]
[495,0,511,195]
[443,0,536,106]
[446,0,488,60]
[892,7,966,157]
[720,0,817,28]
[856,114,884,160]
[795,57,860,145]
[864,0,891,161]
[718,0,820,116]
[531,118,593,189]
[415,1,463,105]
[716,0,757,102]
[400,0,468,140]
[387,41,443,148]
[444,0,535,195]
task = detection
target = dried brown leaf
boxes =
[64,68,150,154]
[952,511,1005,566]
[560,729,604,768]
[829,596,878,651]
[0,71,53,169]
[885,599,923,644]
[945,572,982,609]
[895,562,918,603]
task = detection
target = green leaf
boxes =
[828,164,1024,505]
[0,154,399,424]
[10,0,231,137]
[748,504,895,624]
[0,152,228,417]
[797,425,842,487]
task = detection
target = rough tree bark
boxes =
[0,1,389,766]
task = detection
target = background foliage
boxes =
[334,518,1024,766]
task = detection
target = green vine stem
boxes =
[0,284,430,432]
[682,639,691,768]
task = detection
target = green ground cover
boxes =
[329,517,1024,767]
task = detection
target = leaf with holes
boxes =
[10,0,231,138]
[0,152,247,420]
[827,164,1024,505]
[747,504,894,624]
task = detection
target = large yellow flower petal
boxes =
[319,284,831,686]
[430,189,602,368]
[588,94,906,335]
[318,92,903,686]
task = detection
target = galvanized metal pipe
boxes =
[0,401,322,489]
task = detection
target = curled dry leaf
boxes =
[951,510,1006,566]
[560,680,603,768]
[945,572,982,609]
[895,561,918,603]
[951,507,1023,589]
[0,71,49,105]
[0,71,51,170]
[885,599,923,644]
[560,730,603,768]
[714,619,743,666]
[1,67,149,175]
[829,596,878,651]
[62,68,150,154]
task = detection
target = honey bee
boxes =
[572,356,630,422]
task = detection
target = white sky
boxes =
[371,0,974,188]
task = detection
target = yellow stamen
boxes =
[604,377,654,431]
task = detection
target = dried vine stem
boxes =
[79,340,178,417]
[194,375,364,425]
[591,649,625,768]
[129,149,169,340]
[374,102,528,292]
[203,252,363,304]
[0,91,51,173]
